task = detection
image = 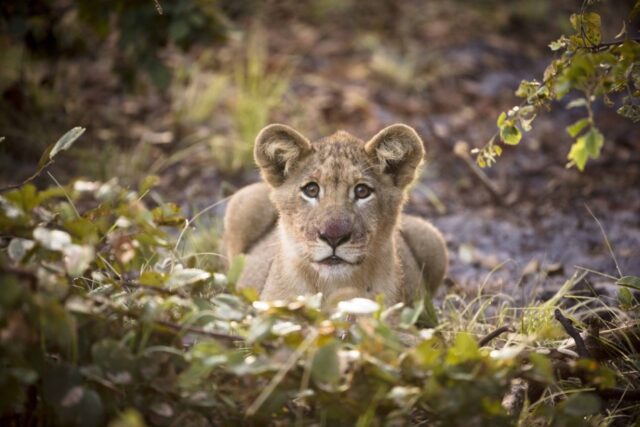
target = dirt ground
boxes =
[2,1,639,303]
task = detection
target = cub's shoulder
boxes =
[223,182,278,260]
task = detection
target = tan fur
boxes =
[223,124,448,307]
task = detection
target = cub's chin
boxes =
[311,255,360,280]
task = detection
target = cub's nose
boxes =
[319,218,352,249]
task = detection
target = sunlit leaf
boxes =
[139,271,166,286]
[108,408,146,427]
[34,227,72,251]
[165,268,211,289]
[50,127,86,159]
[8,238,35,262]
[567,127,603,171]
[337,297,380,314]
[499,124,521,145]
[446,333,480,364]
[566,118,590,138]
[519,114,536,132]
[63,244,95,277]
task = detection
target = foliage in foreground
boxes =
[475,1,640,170]
[1,176,639,426]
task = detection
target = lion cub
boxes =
[223,124,447,307]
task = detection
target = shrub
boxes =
[1,173,638,425]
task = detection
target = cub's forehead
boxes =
[307,132,372,181]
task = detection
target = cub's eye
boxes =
[354,184,373,199]
[302,182,320,198]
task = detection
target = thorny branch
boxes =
[554,308,591,358]
[479,325,513,347]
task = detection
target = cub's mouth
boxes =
[318,255,348,265]
[316,255,357,266]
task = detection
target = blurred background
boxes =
[1,0,638,301]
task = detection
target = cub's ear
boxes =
[364,124,425,188]
[254,124,312,186]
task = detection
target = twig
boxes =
[479,325,513,347]
[554,309,591,358]
[2,265,243,342]
[596,387,640,401]
[152,0,163,15]
[572,324,640,361]
[587,38,640,52]
[120,280,184,296]
[453,141,505,205]
[79,293,244,342]
[0,160,53,192]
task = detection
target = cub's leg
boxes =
[398,214,448,298]
[223,182,278,261]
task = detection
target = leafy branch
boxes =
[0,127,85,192]
[474,1,640,171]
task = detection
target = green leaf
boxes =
[567,127,603,170]
[583,127,604,157]
[0,275,23,307]
[566,118,590,138]
[568,141,588,171]
[418,291,438,328]
[631,1,640,20]
[560,393,601,417]
[527,353,554,383]
[50,127,86,159]
[549,36,568,51]
[446,333,480,364]
[569,12,602,45]
[617,276,640,291]
[519,114,536,132]
[247,316,275,343]
[400,299,423,327]
[5,184,39,212]
[311,340,341,385]
[226,255,245,290]
[108,408,146,427]
[618,287,636,309]
[500,124,522,145]
[139,271,166,286]
[496,112,507,127]
[515,80,541,99]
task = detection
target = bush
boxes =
[1,171,639,425]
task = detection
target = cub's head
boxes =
[255,124,424,279]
